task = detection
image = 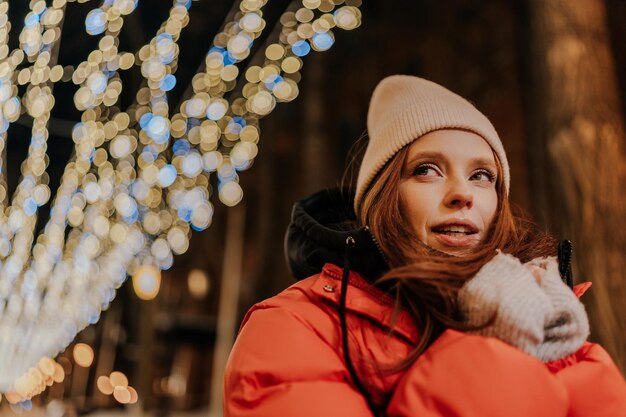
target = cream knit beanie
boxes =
[355,75,510,212]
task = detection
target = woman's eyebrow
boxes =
[405,151,446,165]
[469,157,497,169]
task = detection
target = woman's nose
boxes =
[444,180,474,209]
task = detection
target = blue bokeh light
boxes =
[146,115,170,144]
[140,145,159,164]
[292,40,311,57]
[24,13,40,28]
[156,33,173,42]
[123,206,139,224]
[312,32,334,50]
[177,206,193,222]
[223,51,236,65]
[147,116,166,133]
[160,74,177,91]
[24,198,38,216]
[159,164,177,187]
[264,75,284,91]
[227,116,247,135]
[232,116,246,127]
[156,34,176,64]
[173,139,191,156]
[90,73,108,94]
[19,400,33,411]
[85,9,107,35]
[139,112,153,129]
[30,134,46,150]
[176,0,192,9]
[207,46,236,65]
[182,153,202,176]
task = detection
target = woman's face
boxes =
[398,129,499,255]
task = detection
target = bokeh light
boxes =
[132,265,162,301]
[72,343,95,367]
[97,372,138,404]
[187,268,210,299]
[0,0,362,396]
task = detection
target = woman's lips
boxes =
[430,220,480,248]
[432,232,481,247]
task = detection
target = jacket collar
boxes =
[313,263,418,345]
[284,188,389,282]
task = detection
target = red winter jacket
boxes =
[223,263,626,417]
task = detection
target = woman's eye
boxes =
[471,169,496,182]
[413,164,440,177]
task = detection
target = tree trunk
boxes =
[527,0,626,372]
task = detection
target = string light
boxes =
[0,0,362,397]
[2,357,65,405]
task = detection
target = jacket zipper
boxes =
[363,226,390,267]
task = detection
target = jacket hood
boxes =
[284,188,389,281]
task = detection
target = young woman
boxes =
[223,75,626,417]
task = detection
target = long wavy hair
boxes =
[356,141,556,369]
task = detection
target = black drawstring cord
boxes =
[340,235,381,416]
[557,239,574,289]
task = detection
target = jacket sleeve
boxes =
[546,341,626,417]
[386,329,570,417]
[223,305,375,417]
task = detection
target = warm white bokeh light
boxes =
[73,343,95,368]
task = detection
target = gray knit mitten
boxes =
[458,251,590,362]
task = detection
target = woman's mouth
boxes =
[431,223,480,247]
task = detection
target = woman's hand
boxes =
[458,251,589,362]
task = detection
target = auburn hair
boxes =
[356,142,556,369]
